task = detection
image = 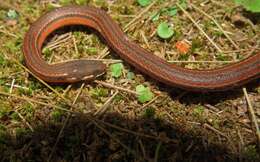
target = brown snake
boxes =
[22,6,260,92]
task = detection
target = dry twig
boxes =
[176,3,223,53]
[243,88,260,146]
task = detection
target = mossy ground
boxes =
[0,0,259,161]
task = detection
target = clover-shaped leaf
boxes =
[157,22,174,39]
[136,85,154,103]
[110,63,123,78]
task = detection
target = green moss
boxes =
[90,87,109,99]
[114,94,124,103]
[15,127,28,137]
[10,112,20,121]
[0,102,12,118]
[18,87,33,96]
[193,106,204,117]
[215,53,230,61]
[0,130,8,144]
[243,145,260,160]
[51,110,64,121]
[21,103,35,121]
[191,38,203,52]
[143,107,156,118]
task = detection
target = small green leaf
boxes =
[167,6,178,16]
[127,72,135,80]
[178,0,188,9]
[137,0,151,7]
[150,12,160,21]
[136,85,154,103]
[157,22,174,39]
[110,63,123,78]
[234,0,260,12]
[7,10,18,19]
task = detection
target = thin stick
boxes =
[94,90,119,116]
[243,88,260,146]
[176,3,223,53]
[96,118,177,143]
[5,54,70,103]
[210,0,227,8]
[48,83,85,162]
[9,79,15,93]
[91,118,139,157]
[0,27,20,38]
[0,91,74,113]
[140,95,160,109]
[94,80,137,95]
[190,3,239,50]
[15,110,34,132]
[203,123,227,138]
[83,58,123,64]
[154,141,162,162]
[140,30,151,49]
[168,60,235,63]
[46,33,72,50]
[72,35,79,56]
[97,0,158,59]
[5,83,29,90]
[138,140,146,158]
[124,0,158,31]
[0,0,33,22]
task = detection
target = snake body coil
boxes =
[23,6,260,91]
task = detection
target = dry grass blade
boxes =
[190,3,239,50]
[48,83,85,161]
[203,123,227,138]
[96,119,177,143]
[124,0,158,31]
[154,141,162,162]
[243,88,260,146]
[90,118,140,159]
[97,0,158,59]
[0,26,20,38]
[176,3,223,53]
[168,60,235,63]
[6,54,70,103]
[94,90,119,116]
[95,80,137,95]
[0,0,33,22]
[0,91,74,113]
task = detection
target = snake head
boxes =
[61,60,106,83]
